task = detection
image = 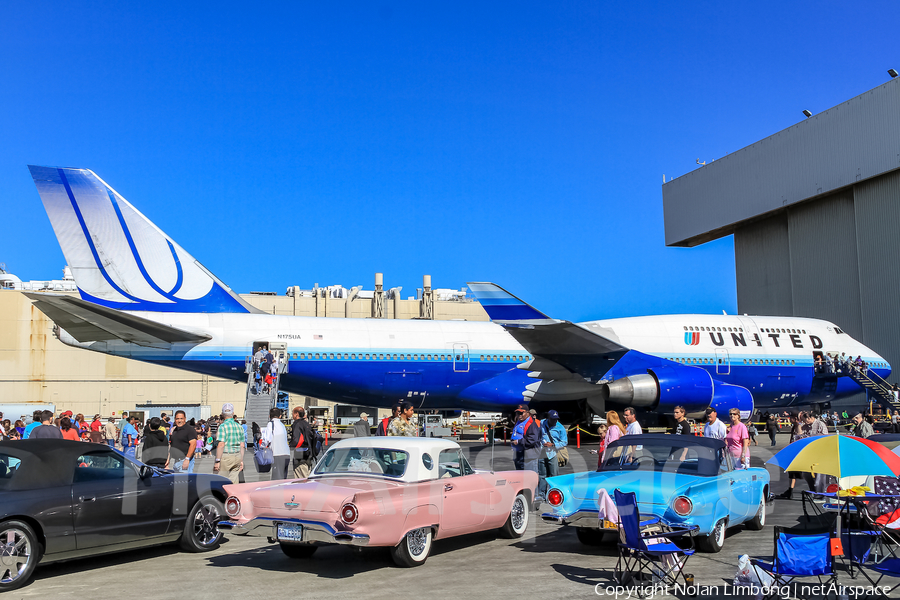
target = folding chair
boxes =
[863,558,900,594]
[613,489,698,593]
[752,524,838,598]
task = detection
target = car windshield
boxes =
[600,442,720,476]
[313,447,409,478]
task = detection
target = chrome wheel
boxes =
[757,500,766,527]
[0,527,33,585]
[714,520,725,547]
[192,501,222,547]
[510,497,526,531]
[407,528,429,557]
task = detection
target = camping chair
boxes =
[751,524,837,598]
[613,489,698,593]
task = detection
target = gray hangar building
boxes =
[662,76,900,407]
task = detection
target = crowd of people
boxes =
[251,345,279,395]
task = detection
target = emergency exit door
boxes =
[716,348,730,375]
[453,344,469,373]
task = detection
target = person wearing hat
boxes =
[353,413,371,437]
[510,405,541,473]
[537,410,567,502]
[214,403,245,484]
[703,407,727,440]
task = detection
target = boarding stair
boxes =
[243,359,288,443]
[846,364,900,412]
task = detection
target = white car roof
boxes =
[316,437,461,482]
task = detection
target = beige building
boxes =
[0,276,489,420]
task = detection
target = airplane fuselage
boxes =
[58,311,889,413]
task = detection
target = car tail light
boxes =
[225,496,241,517]
[547,489,564,507]
[673,496,692,516]
[340,503,359,524]
[826,483,840,494]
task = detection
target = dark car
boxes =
[0,440,230,591]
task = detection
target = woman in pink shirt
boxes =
[725,409,750,468]
[599,410,626,466]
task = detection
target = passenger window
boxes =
[74,451,133,482]
[0,454,22,490]
[438,450,463,478]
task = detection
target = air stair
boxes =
[243,359,287,443]
[846,364,900,412]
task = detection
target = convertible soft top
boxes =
[0,439,114,491]
[606,433,726,450]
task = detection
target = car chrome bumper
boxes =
[541,509,602,527]
[217,517,370,546]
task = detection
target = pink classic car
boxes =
[219,437,537,566]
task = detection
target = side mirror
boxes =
[139,465,153,479]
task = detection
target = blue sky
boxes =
[2,2,897,322]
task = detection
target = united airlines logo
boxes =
[684,332,700,346]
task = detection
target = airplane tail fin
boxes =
[467,282,551,321]
[28,166,258,313]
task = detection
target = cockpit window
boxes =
[834,327,844,334]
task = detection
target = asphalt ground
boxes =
[15,433,898,600]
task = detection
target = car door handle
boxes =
[444,484,454,491]
[79,496,96,502]
[730,480,736,486]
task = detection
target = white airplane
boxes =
[25,166,890,423]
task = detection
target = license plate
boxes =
[276,523,303,542]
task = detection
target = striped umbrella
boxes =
[766,435,900,478]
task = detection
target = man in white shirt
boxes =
[623,407,642,435]
[261,407,291,479]
[703,407,727,440]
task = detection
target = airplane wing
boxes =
[467,282,629,383]
[25,293,212,349]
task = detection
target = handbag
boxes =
[254,421,275,472]
[254,445,274,472]
[557,446,570,467]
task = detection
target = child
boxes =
[747,420,758,446]
[591,424,609,470]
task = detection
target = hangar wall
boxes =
[664,76,900,408]
[734,169,900,389]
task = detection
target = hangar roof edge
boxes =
[662,78,900,247]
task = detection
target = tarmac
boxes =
[16,433,898,600]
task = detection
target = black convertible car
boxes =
[0,440,230,591]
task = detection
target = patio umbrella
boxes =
[766,435,900,478]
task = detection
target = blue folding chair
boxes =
[613,489,698,592]
[863,558,900,594]
[752,524,837,598]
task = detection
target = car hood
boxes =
[546,470,705,506]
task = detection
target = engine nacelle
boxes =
[708,382,755,420]
[605,364,713,414]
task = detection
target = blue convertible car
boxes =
[542,434,769,553]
